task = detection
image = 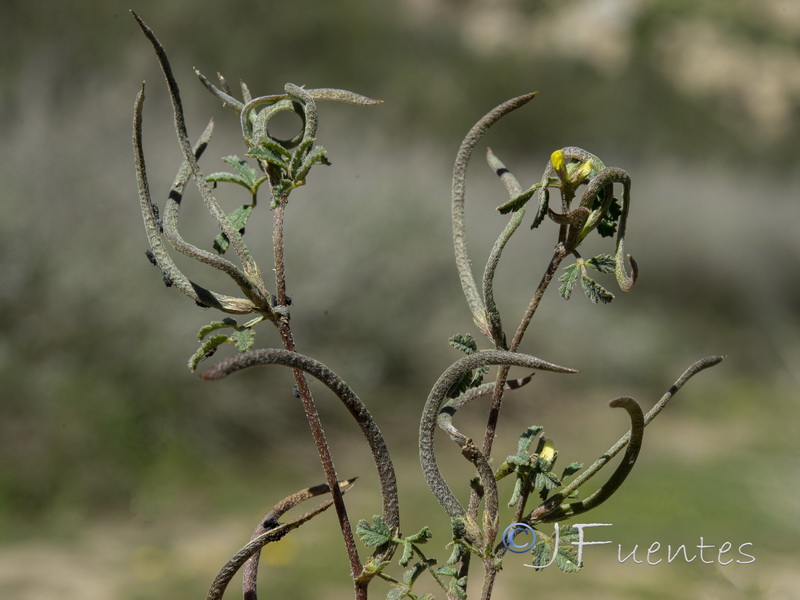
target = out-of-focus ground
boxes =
[1,1,798,598]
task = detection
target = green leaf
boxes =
[271,178,295,204]
[206,155,267,195]
[197,318,238,340]
[446,334,488,397]
[534,471,561,491]
[247,139,292,170]
[399,542,414,567]
[230,327,255,352]
[451,518,466,540]
[448,333,478,354]
[293,145,331,182]
[446,544,464,565]
[188,334,230,371]
[580,272,615,304]
[558,263,580,300]
[508,478,524,507]
[447,577,468,600]
[562,462,583,478]
[356,515,392,547]
[517,426,543,455]
[403,561,429,584]
[531,186,551,229]
[596,196,622,238]
[554,527,582,573]
[205,171,251,188]
[586,254,615,274]
[503,454,529,469]
[288,137,316,179]
[497,184,539,214]
[530,526,582,573]
[357,558,390,581]
[387,587,410,600]
[213,205,254,254]
[434,565,459,577]
[406,527,432,544]
[222,155,258,184]
[446,366,488,399]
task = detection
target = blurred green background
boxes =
[1,0,798,598]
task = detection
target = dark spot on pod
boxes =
[292,385,300,398]
[162,272,173,287]
[195,300,209,308]
[168,189,183,205]
[151,203,163,233]
[145,249,157,266]
[506,375,533,389]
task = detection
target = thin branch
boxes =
[266,180,367,584]
[202,349,400,555]
[535,355,724,518]
[206,480,355,600]
[242,479,356,600]
[468,245,570,516]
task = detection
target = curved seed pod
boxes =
[535,396,644,522]
[420,351,577,518]
[133,85,259,314]
[201,349,399,548]
[452,93,538,340]
[133,12,269,304]
[206,479,356,600]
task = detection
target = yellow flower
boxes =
[539,439,557,463]
[551,150,568,182]
[552,150,593,185]
[570,159,593,184]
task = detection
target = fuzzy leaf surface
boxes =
[213,205,254,254]
[559,264,580,300]
[356,515,393,548]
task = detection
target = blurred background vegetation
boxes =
[1,0,798,598]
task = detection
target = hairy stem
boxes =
[207,481,353,600]
[270,198,365,590]
[242,480,356,600]
[467,244,569,516]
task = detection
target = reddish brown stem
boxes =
[272,198,365,596]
